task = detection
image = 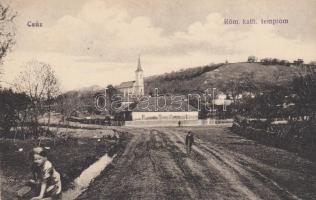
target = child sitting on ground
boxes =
[17,147,62,200]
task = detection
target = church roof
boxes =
[116,56,143,90]
[118,81,135,88]
[132,96,198,112]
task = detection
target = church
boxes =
[117,56,144,97]
[116,56,199,124]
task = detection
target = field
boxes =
[1,126,316,200]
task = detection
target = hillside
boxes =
[57,62,301,113]
[144,62,300,95]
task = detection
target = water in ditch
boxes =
[62,154,116,200]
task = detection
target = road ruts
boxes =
[155,129,250,199]
[167,128,304,200]
[78,129,207,200]
[159,128,261,200]
[78,127,315,200]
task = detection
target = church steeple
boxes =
[136,55,143,72]
[134,55,144,96]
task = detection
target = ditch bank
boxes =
[62,154,116,199]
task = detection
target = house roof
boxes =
[132,96,198,112]
[118,81,135,88]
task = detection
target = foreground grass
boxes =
[0,129,130,200]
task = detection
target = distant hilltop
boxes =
[144,60,315,96]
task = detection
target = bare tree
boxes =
[14,60,60,137]
[0,2,16,85]
[56,91,83,122]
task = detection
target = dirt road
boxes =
[77,127,316,200]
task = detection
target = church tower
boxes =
[134,55,144,96]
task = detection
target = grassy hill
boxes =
[144,62,300,95]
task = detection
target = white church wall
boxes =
[125,119,233,127]
[132,111,198,121]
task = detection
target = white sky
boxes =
[2,0,316,91]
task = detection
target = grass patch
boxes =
[0,131,130,200]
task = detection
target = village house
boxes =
[213,93,232,111]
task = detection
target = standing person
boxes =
[185,131,194,155]
[178,120,181,127]
[17,147,62,200]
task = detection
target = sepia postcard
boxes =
[0,0,315,199]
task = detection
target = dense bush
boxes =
[247,56,257,63]
[232,117,316,160]
[232,71,316,160]
[260,57,290,66]
[0,89,30,136]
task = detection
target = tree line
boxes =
[0,61,60,139]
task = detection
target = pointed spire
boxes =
[136,54,143,72]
